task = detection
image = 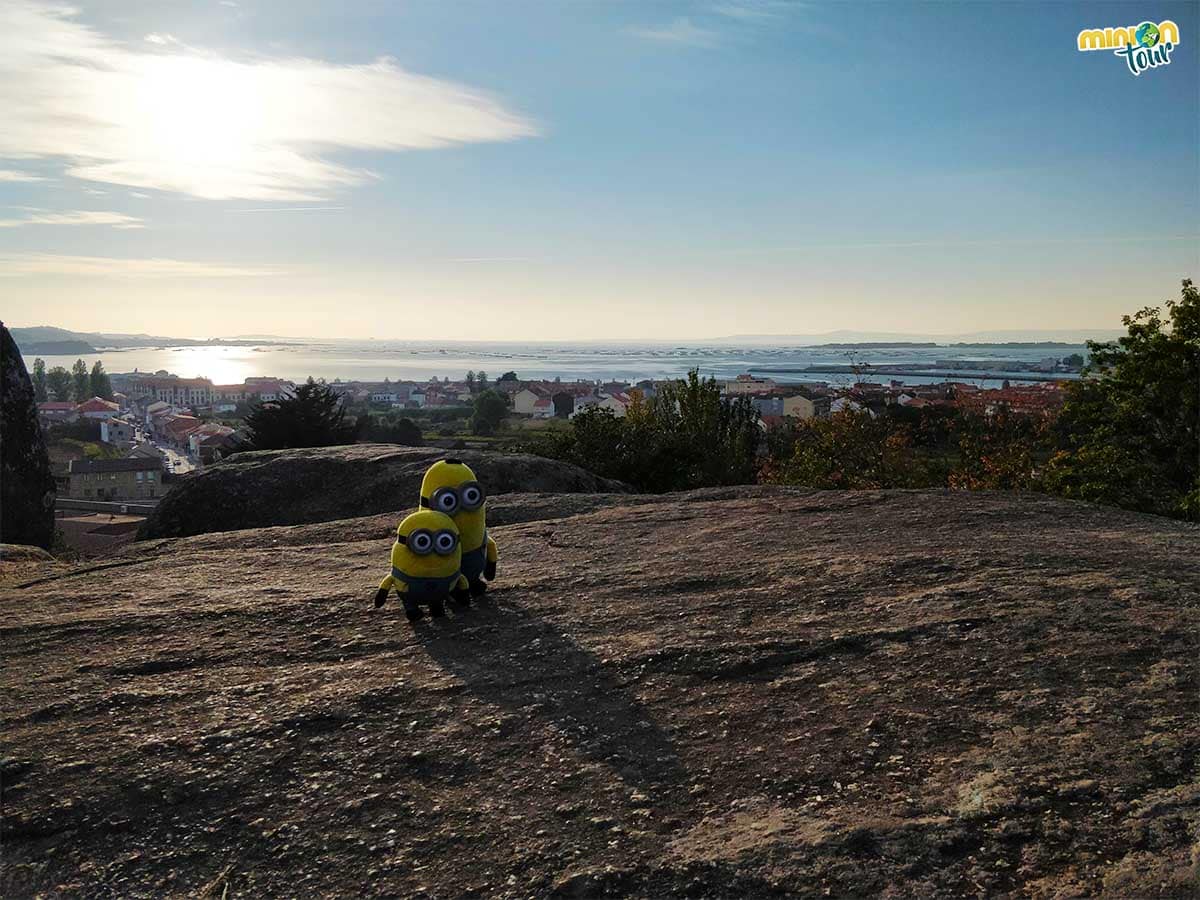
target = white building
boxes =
[101,416,136,447]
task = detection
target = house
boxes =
[188,423,236,458]
[192,429,239,465]
[142,400,171,425]
[244,379,295,402]
[37,401,79,425]
[596,393,630,417]
[781,394,830,419]
[67,457,165,500]
[830,397,865,414]
[750,396,783,417]
[724,374,778,395]
[125,376,214,407]
[370,391,398,404]
[100,416,136,448]
[512,387,551,416]
[161,415,202,448]
[76,397,120,420]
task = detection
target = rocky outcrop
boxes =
[0,323,56,550]
[3,490,1197,897]
[138,444,631,539]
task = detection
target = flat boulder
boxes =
[138,444,631,539]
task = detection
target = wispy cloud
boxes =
[629,17,719,48]
[144,32,183,46]
[229,206,345,213]
[0,2,539,201]
[0,253,281,277]
[0,169,46,182]
[711,0,801,21]
[0,209,144,228]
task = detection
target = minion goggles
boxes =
[397,528,459,556]
[421,481,486,515]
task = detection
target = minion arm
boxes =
[484,535,498,580]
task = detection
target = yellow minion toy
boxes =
[419,458,498,603]
[375,509,468,622]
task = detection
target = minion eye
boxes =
[461,484,483,509]
[435,489,459,513]
[409,531,433,554]
[434,531,457,554]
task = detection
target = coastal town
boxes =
[35,362,1069,554]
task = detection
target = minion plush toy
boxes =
[375,509,468,622]
[419,459,498,603]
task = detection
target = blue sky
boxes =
[1,0,1196,339]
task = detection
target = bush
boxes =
[766,410,931,489]
[520,371,760,492]
[1044,279,1198,520]
[471,390,508,436]
[357,415,423,446]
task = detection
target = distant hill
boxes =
[16,340,98,355]
[714,328,1124,345]
[10,326,289,353]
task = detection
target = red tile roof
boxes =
[75,397,119,414]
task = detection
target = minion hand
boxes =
[374,587,389,608]
[484,560,497,580]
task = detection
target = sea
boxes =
[33,340,1089,389]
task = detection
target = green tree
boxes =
[71,358,90,401]
[522,370,761,492]
[498,371,518,383]
[357,414,423,446]
[465,371,476,393]
[46,366,72,401]
[1044,279,1199,519]
[32,357,48,402]
[471,389,508,435]
[767,410,927,490]
[89,360,114,400]
[243,378,361,450]
[476,371,489,392]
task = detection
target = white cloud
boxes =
[0,2,538,201]
[0,169,46,182]
[711,1,800,21]
[0,209,144,228]
[629,18,719,48]
[144,33,181,46]
[0,253,280,277]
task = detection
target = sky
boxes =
[1,0,1197,341]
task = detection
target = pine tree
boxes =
[243,378,361,450]
[89,361,114,400]
[32,358,48,402]
[47,366,72,401]
[71,358,90,401]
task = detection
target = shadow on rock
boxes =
[416,595,686,795]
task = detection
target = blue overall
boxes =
[460,530,488,582]
[391,568,459,600]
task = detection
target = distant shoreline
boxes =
[754,366,1080,383]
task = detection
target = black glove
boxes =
[374,587,389,608]
[484,559,497,580]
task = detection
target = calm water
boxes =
[34,340,1088,388]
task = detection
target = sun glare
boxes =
[125,57,263,196]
